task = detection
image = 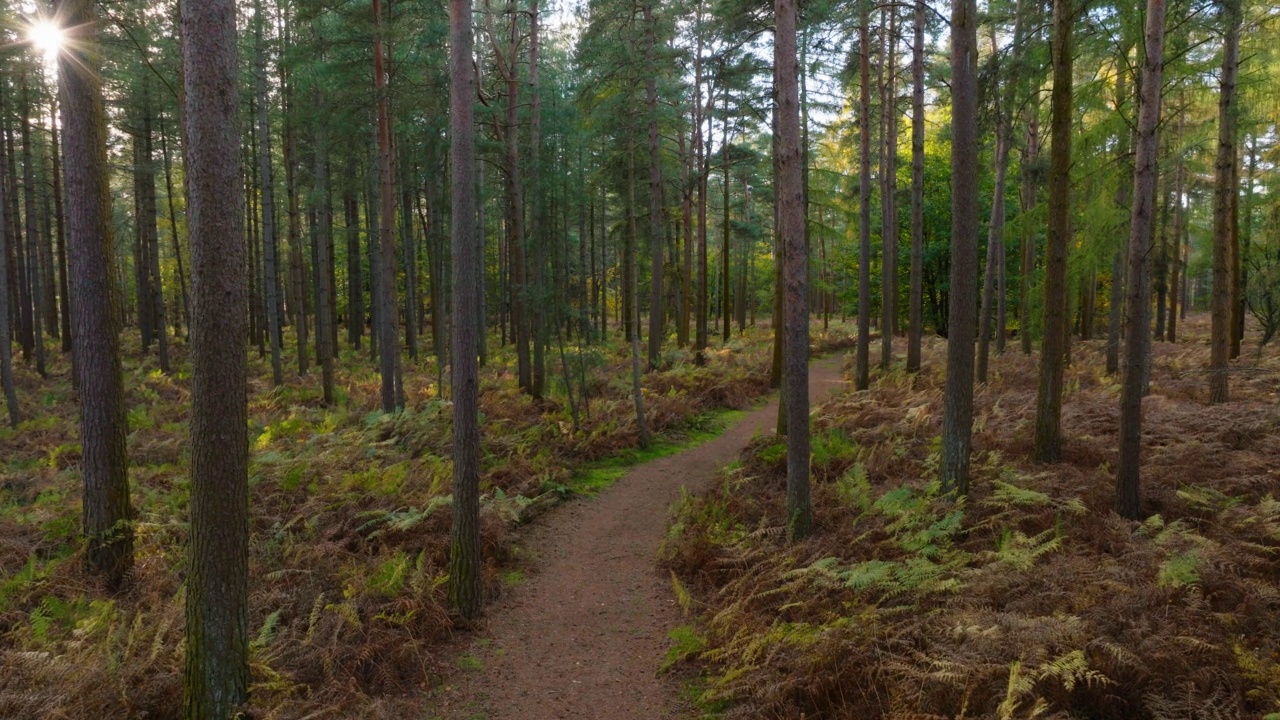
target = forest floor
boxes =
[422,354,846,720]
[663,315,1280,720]
[0,321,856,719]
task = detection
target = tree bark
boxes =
[645,1,664,370]
[1116,0,1166,520]
[855,4,872,390]
[776,0,810,540]
[60,0,133,591]
[180,0,249,713]
[906,0,925,373]
[941,0,980,494]
[1209,0,1240,403]
[1032,0,1074,463]
[373,0,401,412]
[448,0,483,621]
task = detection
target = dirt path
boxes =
[426,355,847,720]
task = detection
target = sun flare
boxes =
[28,20,65,59]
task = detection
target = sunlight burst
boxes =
[28,20,65,59]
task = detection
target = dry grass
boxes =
[663,316,1280,720]
[0,321,853,719]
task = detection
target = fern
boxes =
[987,528,1064,572]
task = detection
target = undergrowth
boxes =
[662,316,1280,720]
[0,322,855,719]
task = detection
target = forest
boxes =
[0,0,1279,716]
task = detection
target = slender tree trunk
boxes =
[1116,0,1166,520]
[159,115,190,338]
[373,0,401,412]
[20,75,47,379]
[1106,69,1132,375]
[344,156,363,350]
[529,0,547,399]
[907,0,925,373]
[1167,115,1184,343]
[645,1,664,369]
[626,147,650,448]
[1032,0,1074,463]
[855,5,872,390]
[180,0,249,713]
[139,80,170,373]
[313,84,336,405]
[1209,0,1241,403]
[880,6,898,370]
[0,87,20,424]
[720,82,731,345]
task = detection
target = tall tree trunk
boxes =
[401,161,419,360]
[344,157,363,350]
[777,0,810,540]
[0,87,20,424]
[21,75,47,378]
[1167,113,1185,343]
[139,80,170,373]
[907,0,925,373]
[720,80,731,345]
[941,0,980,494]
[645,1,664,370]
[626,146,650,448]
[181,0,249,712]
[1105,68,1132,376]
[880,6,897,370]
[256,1,283,385]
[62,0,133,594]
[373,0,401,412]
[50,98,72,352]
[693,22,709,365]
[159,115,191,338]
[529,0,547,399]
[313,84,336,405]
[1116,0,1166,520]
[1032,0,1074,463]
[855,4,872,390]
[1209,0,1240,403]
[447,0,482,620]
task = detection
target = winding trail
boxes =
[426,355,846,720]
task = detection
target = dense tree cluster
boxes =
[0,0,1277,714]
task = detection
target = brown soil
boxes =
[424,355,847,720]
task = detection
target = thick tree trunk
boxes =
[180,0,249,714]
[855,6,872,390]
[776,0,810,540]
[1032,0,1074,463]
[1116,0,1166,520]
[447,0,482,621]
[1209,0,1240,403]
[941,0,980,495]
[60,0,133,589]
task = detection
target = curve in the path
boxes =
[427,355,847,720]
